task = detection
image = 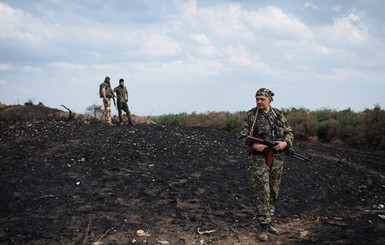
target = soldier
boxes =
[99,76,114,125]
[239,88,294,242]
[113,78,134,125]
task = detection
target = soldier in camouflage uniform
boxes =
[100,76,114,125]
[113,78,134,125]
[239,88,294,242]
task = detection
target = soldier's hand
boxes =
[273,141,287,151]
[252,143,267,152]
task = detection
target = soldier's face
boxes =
[256,95,271,110]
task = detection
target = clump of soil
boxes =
[0,106,384,244]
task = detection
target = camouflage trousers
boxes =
[117,101,131,122]
[250,153,284,225]
[103,98,112,123]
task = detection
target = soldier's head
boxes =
[255,88,274,111]
[104,76,111,84]
[119,78,124,86]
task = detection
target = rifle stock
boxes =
[245,136,312,162]
[246,136,275,147]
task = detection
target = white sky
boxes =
[1,0,384,116]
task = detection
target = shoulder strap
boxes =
[270,107,283,122]
[249,108,259,136]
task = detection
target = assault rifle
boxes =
[107,89,116,107]
[246,136,312,163]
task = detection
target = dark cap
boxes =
[256,88,274,101]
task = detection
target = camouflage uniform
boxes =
[240,105,294,226]
[113,80,133,124]
[100,77,113,124]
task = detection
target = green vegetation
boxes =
[152,105,385,152]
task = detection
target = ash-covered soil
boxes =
[1,119,385,244]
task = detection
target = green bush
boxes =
[285,110,318,141]
[151,105,385,152]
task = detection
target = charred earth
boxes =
[1,116,385,244]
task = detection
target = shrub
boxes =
[151,105,385,152]
[86,103,104,119]
[286,111,318,141]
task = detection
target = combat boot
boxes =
[268,224,279,235]
[127,115,135,125]
[258,224,268,242]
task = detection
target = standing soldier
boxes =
[113,78,134,125]
[239,88,294,242]
[99,76,114,125]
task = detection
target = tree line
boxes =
[152,105,385,152]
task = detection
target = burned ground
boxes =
[0,116,385,244]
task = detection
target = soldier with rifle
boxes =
[99,76,115,125]
[239,88,294,242]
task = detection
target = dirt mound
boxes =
[0,105,68,122]
[0,105,155,125]
[1,120,385,244]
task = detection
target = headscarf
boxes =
[255,88,274,101]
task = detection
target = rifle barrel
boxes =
[246,136,312,162]
[287,149,312,162]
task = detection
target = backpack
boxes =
[99,83,105,98]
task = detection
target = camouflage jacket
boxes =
[100,82,114,99]
[113,85,128,103]
[239,107,294,151]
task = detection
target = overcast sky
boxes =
[1,0,384,116]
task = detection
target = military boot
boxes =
[258,224,268,242]
[127,115,135,125]
[118,115,123,124]
[268,224,279,235]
